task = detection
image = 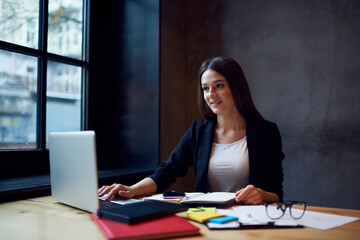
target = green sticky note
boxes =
[201,207,216,212]
[187,207,216,213]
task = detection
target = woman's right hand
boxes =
[98,183,136,201]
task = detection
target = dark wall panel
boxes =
[220,0,360,209]
[90,0,159,174]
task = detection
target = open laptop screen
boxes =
[49,131,99,212]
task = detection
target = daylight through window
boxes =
[0,0,88,150]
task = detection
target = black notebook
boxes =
[97,200,188,224]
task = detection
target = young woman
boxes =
[99,56,284,205]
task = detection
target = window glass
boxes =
[48,0,83,59]
[0,0,39,48]
[0,49,37,149]
[46,60,81,143]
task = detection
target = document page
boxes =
[182,192,236,203]
[217,206,359,230]
[284,209,359,230]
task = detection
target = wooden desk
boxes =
[0,196,359,240]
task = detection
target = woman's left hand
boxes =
[235,185,263,205]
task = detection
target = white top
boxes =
[207,137,249,192]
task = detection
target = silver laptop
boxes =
[49,131,100,212]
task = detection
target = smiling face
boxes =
[201,69,237,117]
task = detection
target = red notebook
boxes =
[91,213,200,240]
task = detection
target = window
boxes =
[0,49,38,149]
[0,0,160,200]
[0,0,88,150]
[0,0,88,195]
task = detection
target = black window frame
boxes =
[0,0,90,199]
[0,0,161,202]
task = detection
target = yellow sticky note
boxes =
[187,212,226,223]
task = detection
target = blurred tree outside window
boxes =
[0,0,86,149]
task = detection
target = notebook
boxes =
[97,200,189,224]
[181,192,236,208]
[49,131,121,213]
[91,213,200,240]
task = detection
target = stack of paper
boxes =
[217,205,359,230]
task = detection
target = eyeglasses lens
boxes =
[290,202,306,219]
[266,202,284,219]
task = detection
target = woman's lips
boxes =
[210,100,222,107]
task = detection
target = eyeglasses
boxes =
[264,201,307,220]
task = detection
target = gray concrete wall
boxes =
[161,0,360,209]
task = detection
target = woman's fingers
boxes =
[235,185,262,205]
[98,183,131,200]
[105,184,128,200]
[235,185,253,202]
[242,191,262,205]
[98,186,106,195]
[98,183,116,197]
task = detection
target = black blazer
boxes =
[149,118,285,201]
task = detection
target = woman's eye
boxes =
[202,87,209,91]
[216,84,224,88]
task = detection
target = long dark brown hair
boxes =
[198,56,263,121]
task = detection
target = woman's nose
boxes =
[209,88,217,97]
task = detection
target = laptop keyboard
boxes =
[99,199,120,208]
